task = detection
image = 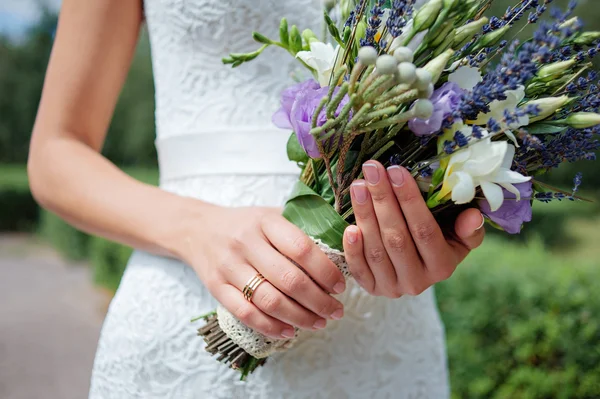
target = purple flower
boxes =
[479,182,533,234]
[408,82,463,136]
[272,79,349,159]
[272,79,320,130]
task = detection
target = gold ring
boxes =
[242,273,266,302]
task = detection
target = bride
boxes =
[28,0,485,397]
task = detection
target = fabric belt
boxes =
[155,129,300,183]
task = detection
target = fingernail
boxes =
[362,163,380,185]
[476,214,485,231]
[351,182,368,204]
[333,280,346,294]
[281,328,296,338]
[330,308,344,320]
[313,319,327,329]
[346,226,359,244]
[387,165,405,187]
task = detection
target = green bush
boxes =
[39,210,90,260]
[89,236,133,292]
[438,238,600,399]
[0,166,38,231]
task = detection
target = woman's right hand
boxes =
[180,205,346,340]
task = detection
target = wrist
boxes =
[163,194,220,264]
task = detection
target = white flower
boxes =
[390,20,429,52]
[438,131,531,211]
[296,42,341,87]
[473,85,528,145]
[448,66,482,91]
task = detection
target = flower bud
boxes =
[413,0,443,33]
[526,96,572,122]
[453,17,488,47]
[559,17,580,30]
[413,99,434,119]
[414,68,433,90]
[392,46,414,63]
[537,59,576,79]
[573,31,600,46]
[397,62,417,85]
[376,54,399,75]
[419,83,435,99]
[301,29,319,46]
[358,46,378,65]
[473,24,510,51]
[424,49,454,84]
[564,112,600,129]
[356,21,367,42]
[429,22,454,48]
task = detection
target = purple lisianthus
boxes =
[272,79,349,159]
[408,82,463,136]
[479,182,533,234]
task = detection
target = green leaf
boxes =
[286,133,309,164]
[526,123,568,135]
[282,181,349,251]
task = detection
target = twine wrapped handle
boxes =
[196,238,349,379]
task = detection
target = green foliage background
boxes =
[1,1,599,397]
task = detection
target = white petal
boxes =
[480,181,504,211]
[309,42,335,60]
[504,130,519,147]
[450,172,476,204]
[500,183,522,200]
[408,29,428,51]
[501,144,515,169]
[463,141,506,176]
[448,66,482,91]
[492,169,532,184]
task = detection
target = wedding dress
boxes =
[89,0,450,397]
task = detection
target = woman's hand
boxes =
[343,161,485,298]
[182,206,346,340]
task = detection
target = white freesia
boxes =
[438,128,531,211]
[390,20,429,52]
[448,66,482,91]
[296,41,341,87]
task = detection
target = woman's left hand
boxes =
[343,160,485,298]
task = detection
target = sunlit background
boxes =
[0,1,599,398]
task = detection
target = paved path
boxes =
[0,235,110,399]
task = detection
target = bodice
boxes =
[143,0,323,139]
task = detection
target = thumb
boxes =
[454,208,485,251]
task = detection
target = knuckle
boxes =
[316,299,336,317]
[412,222,437,244]
[233,303,254,325]
[320,263,341,287]
[370,191,388,203]
[354,206,374,222]
[383,229,408,252]
[404,283,427,296]
[432,265,455,282]
[291,235,313,259]
[385,287,403,299]
[399,189,421,205]
[366,246,387,265]
[260,291,281,314]
[281,269,307,293]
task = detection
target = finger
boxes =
[363,161,422,286]
[387,165,453,278]
[449,209,485,263]
[216,284,294,339]
[226,264,328,331]
[343,225,375,294]
[245,240,344,321]
[261,213,346,295]
[350,179,397,296]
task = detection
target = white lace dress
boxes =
[88,0,450,398]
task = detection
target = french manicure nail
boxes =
[330,308,344,320]
[333,280,346,294]
[362,163,380,184]
[313,319,327,329]
[281,328,296,338]
[387,165,405,187]
[351,182,368,204]
[346,226,359,244]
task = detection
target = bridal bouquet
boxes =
[195,0,600,379]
